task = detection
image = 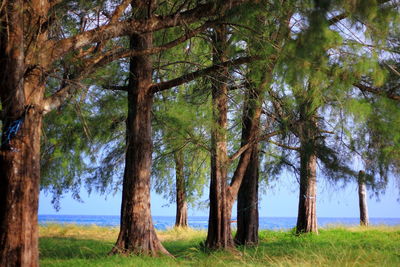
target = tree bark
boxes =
[296,98,318,234]
[235,83,262,246]
[174,151,188,227]
[296,145,318,234]
[205,25,266,249]
[110,19,169,255]
[235,147,259,245]
[0,103,43,267]
[358,170,369,226]
[0,1,49,265]
[205,25,235,249]
[235,10,292,244]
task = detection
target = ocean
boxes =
[38,215,400,230]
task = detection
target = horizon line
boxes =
[38,214,400,219]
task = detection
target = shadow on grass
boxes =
[40,236,203,260]
[40,237,114,260]
[40,237,182,267]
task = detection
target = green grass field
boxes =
[39,224,400,266]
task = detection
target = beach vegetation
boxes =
[39,225,400,266]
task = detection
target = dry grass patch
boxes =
[157,226,206,242]
[39,224,119,241]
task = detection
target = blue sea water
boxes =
[38,215,400,230]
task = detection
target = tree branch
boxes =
[328,12,349,25]
[150,56,260,94]
[90,21,216,70]
[354,83,400,102]
[93,0,132,53]
[42,21,217,111]
[110,0,131,24]
[227,130,281,198]
[41,1,254,113]
[42,79,86,113]
[228,130,281,163]
[327,0,393,26]
[268,140,300,151]
[103,85,128,91]
[47,0,251,63]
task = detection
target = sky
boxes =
[39,174,400,218]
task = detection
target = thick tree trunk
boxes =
[205,25,234,249]
[0,1,48,265]
[0,107,43,267]
[358,170,369,226]
[174,151,188,227]
[235,147,259,245]
[111,29,169,256]
[0,30,45,266]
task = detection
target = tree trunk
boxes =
[296,142,318,234]
[205,25,234,249]
[235,83,263,246]
[295,88,319,235]
[235,10,291,245]
[358,170,369,226]
[205,77,234,247]
[235,147,259,245]
[0,1,48,265]
[0,106,43,267]
[206,25,267,249]
[0,41,45,267]
[174,151,188,227]
[110,28,169,256]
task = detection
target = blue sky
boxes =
[39,175,400,218]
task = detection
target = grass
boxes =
[39,224,400,266]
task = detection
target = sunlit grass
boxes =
[40,223,119,241]
[157,226,206,241]
[39,224,400,266]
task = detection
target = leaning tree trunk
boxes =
[235,146,259,245]
[235,82,263,246]
[110,30,169,256]
[358,170,369,226]
[174,150,188,227]
[235,9,292,244]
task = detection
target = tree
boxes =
[358,171,369,226]
[110,1,169,253]
[295,85,319,234]
[205,21,280,248]
[205,25,234,248]
[152,89,210,228]
[235,1,293,245]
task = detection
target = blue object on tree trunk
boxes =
[1,106,30,151]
